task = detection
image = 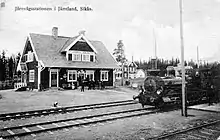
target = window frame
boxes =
[68,53,72,61]
[72,53,81,61]
[26,51,34,62]
[124,73,127,78]
[29,70,35,82]
[67,70,77,82]
[82,54,90,62]
[86,70,94,81]
[23,54,27,62]
[90,54,94,62]
[100,70,108,81]
[66,51,96,62]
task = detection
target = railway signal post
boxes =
[179,0,187,117]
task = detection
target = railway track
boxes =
[0,107,157,139]
[149,119,220,140]
[0,100,137,121]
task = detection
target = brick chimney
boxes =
[52,27,58,37]
[78,30,86,36]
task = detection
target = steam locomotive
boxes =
[133,68,215,108]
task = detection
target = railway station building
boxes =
[16,27,119,90]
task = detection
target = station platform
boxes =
[188,103,220,113]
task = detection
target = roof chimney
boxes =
[52,27,58,37]
[79,30,86,36]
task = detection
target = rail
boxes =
[0,99,137,121]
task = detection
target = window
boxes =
[68,70,77,82]
[77,70,86,80]
[90,55,94,62]
[86,70,94,80]
[20,63,27,71]
[23,54,27,62]
[124,73,127,78]
[23,51,34,62]
[67,51,96,62]
[27,51,33,62]
[68,54,72,61]
[73,54,81,61]
[124,67,127,71]
[82,54,90,62]
[101,71,108,81]
[29,70,34,82]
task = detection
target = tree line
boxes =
[0,50,21,81]
[113,40,214,71]
[134,58,210,71]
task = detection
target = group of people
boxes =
[80,79,105,92]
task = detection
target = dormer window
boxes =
[68,54,72,61]
[90,55,94,62]
[73,53,81,61]
[67,51,95,62]
[82,54,90,62]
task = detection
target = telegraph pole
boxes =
[197,46,199,68]
[179,0,187,117]
[153,28,158,69]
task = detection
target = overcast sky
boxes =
[0,0,220,62]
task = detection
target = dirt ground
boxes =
[0,87,220,140]
[24,109,220,140]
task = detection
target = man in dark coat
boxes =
[101,80,105,90]
[207,82,214,105]
[133,85,145,108]
[81,79,85,92]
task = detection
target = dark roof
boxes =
[29,33,118,69]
